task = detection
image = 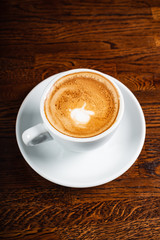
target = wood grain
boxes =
[0,0,160,239]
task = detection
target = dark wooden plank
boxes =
[0,20,159,46]
[0,35,156,54]
[34,47,160,76]
[0,194,160,239]
[0,0,153,22]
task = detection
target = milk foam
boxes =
[69,103,95,126]
[44,71,120,138]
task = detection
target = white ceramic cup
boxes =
[22,69,124,152]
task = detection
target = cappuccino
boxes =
[44,72,120,138]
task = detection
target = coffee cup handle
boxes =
[22,123,53,146]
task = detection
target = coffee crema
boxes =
[44,72,120,138]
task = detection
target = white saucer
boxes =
[16,74,146,188]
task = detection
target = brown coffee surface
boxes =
[44,72,120,138]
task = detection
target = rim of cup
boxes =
[40,69,124,143]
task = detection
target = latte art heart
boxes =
[44,72,120,138]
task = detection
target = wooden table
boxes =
[0,0,160,239]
